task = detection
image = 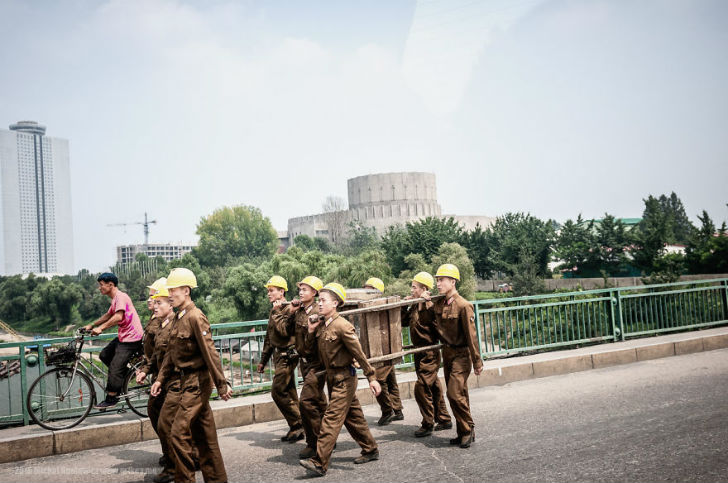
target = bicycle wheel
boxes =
[27,367,95,430]
[123,361,150,417]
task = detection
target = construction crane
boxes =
[107,212,157,246]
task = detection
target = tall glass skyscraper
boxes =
[0,121,74,275]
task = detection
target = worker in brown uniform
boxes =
[401,271,452,438]
[424,264,482,449]
[282,275,327,459]
[150,268,231,483]
[137,278,169,469]
[257,275,304,443]
[364,277,404,426]
[137,281,183,482]
[300,283,381,477]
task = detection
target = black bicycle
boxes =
[26,329,151,430]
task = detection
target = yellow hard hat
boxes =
[435,264,460,281]
[264,275,288,292]
[298,276,323,292]
[152,285,170,299]
[166,268,198,289]
[364,277,384,293]
[412,272,434,290]
[146,277,167,293]
[321,283,347,304]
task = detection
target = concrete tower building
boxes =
[285,171,493,247]
[0,121,74,275]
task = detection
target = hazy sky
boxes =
[1,0,726,272]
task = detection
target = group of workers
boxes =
[84,261,482,482]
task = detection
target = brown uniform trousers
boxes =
[374,363,402,415]
[140,316,175,473]
[305,313,378,471]
[401,304,451,427]
[432,293,483,438]
[288,303,327,448]
[261,305,302,432]
[156,302,228,483]
[413,349,451,427]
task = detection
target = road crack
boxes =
[430,448,464,483]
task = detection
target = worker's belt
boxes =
[445,344,467,349]
[275,346,299,359]
[327,365,357,377]
[174,366,204,377]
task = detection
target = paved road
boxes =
[2,349,727,483]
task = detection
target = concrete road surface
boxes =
[2,349,727,483]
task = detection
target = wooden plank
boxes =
[340,295,444,316]
[388,299,403,364]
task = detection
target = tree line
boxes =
[0,192,725,334]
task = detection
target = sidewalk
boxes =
[2,326,727,464]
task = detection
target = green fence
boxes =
[1,277,726,427]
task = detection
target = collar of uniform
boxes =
[325,313,337,327]
[446,292,458,305]
[177,301,195,319]
[304,303,314,314]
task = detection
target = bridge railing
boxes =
[1,278,726,426]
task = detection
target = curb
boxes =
[2,328,727,464]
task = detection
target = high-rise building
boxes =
[0,121,74,275]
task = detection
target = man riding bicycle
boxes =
[83,272,144,409]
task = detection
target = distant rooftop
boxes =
[9,120,46,135]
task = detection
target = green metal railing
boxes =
[1,277,726,426]
[471,277,728,359]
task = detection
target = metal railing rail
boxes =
[2,277,726,426]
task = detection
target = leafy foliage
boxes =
[195,205,278,267]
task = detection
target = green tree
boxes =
[594,214,631,276]
[293,235,318,252]
[326,249,392,289]
[431,242,476,300]
[223,262,273,320]
[685,211,728,274]
[510,249,546,296]
[380,217,465,276]
[488,213,555,277]
[632,196,672,273]
[344,221,379,255]
[27,279,83,330]
[196,205,278,267]
[292,234,335,254]
[553,215,595,276]
[462,223,495,278]
[0,276,32,322]
[657,192,694,244]
[642,253,686,284]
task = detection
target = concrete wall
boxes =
[477,273,728,292]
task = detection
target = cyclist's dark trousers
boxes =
[99,337,142,394]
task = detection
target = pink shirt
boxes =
[107,291,144,342]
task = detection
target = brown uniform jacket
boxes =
[288,302,321,368]
[142,316,175,377]
[305,313,376,382]
[432,293,483,370]
[401,303,438,347]
[260,304,296,368]
[139,316,160,375]
[156,301,228,392]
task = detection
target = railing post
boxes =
[615,289,625,341]
[19,345,29,425]
[474,302,485,361]
[722,279,728,321]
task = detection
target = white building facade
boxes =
[116,243,196,265]
[0,121,74,275]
